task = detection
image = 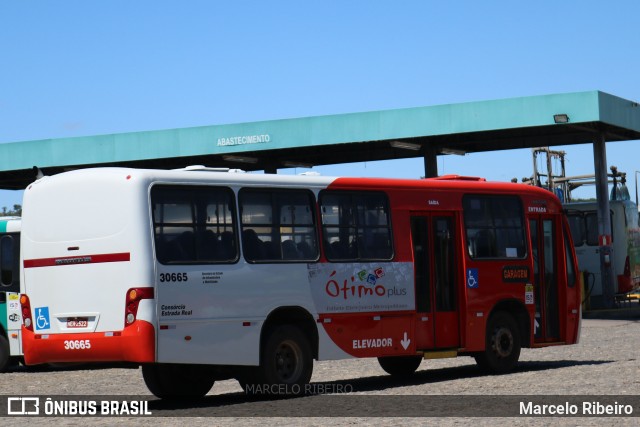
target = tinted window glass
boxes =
[584,213,599,246]
[152,185,238,264]
[566,213,585,247]
[567,210,614,247]
[463,195,526,259]
[239,189,318,262]
[320,191,393,261]
[565,230,576,288]
[1,235,15,286]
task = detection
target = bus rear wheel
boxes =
[475,311,521,374]
[378,355,422,377]
[142,363,215,399]
[248,325,312,395]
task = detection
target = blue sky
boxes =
[1,1,639,209]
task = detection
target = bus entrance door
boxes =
[529,217,561,342]
[410,214,459,350]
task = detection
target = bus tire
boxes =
[378,355,422,377]
[255,324,312,394]
[0,334,9,372]
[475,311,521,374]
[142,363,215,399]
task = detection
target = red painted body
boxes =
[318,177,581,356]
[22,320,155,365]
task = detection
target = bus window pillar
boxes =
[593,133,616,309]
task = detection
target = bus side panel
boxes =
[310,262,416,358]
[563,221,582,345]
[157,320,262,365]
[462,305,487,351]
[155,264,318,365]
[317,324,353,360]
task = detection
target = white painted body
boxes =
[21,168,378,365]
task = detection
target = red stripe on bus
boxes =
[23,252,131,268]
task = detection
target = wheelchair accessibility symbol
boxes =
[35,307,51,331]
[467,268,479,289]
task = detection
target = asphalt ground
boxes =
[1,317,639,426]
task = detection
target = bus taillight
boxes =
[124,287,154,327]
[20,294,33,331]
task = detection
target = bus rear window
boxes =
[566,213,585,247]
[463,195,526,259]
[152,185,238,264]
[566,210,613,247]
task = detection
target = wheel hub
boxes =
[275,341,300,381]
[492,326,514,358]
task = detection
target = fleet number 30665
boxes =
[159,272,188,282]
[64,339,91,350]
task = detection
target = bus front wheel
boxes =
[378,355,422,377]
[475,311,521,374]
[142,363,215,399]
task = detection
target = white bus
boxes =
[0,216,22,371]
[565,199,640,308]
[20,167,581,398]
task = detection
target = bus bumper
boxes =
[21,320,155,365]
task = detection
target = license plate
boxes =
[67,317,88,328]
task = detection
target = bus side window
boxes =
[564,229,576,288]
[566,213,585,247]
[473,229,495,258]
[176,231,195,261]
[319,191,393,262]
[583,211,614,246]
[151,185,239,264]
[463,195,526,259]
[584,213,599,246]
[239,189,318,263]
[1,235,14,286]
[242,229,266,261]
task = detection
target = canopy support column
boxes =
[593,133,616,309]
[423,145,438,178]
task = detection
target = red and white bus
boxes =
[20,167,581,398]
